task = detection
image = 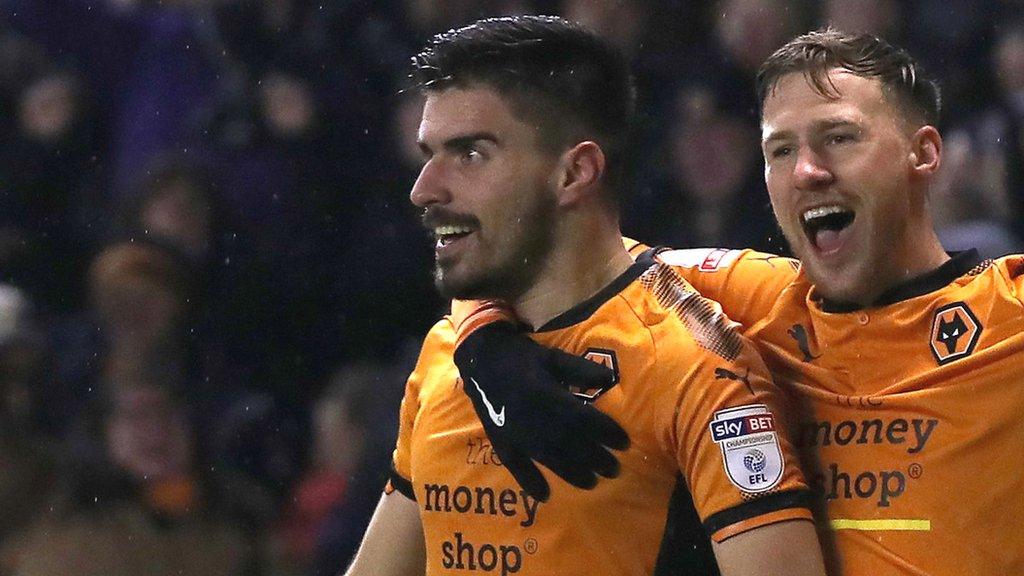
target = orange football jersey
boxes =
[660,247,1024,575]
[392,250,812,576]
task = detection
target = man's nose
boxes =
[793,147,834,190]
[410,159,451,208]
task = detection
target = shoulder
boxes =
[990,254,1024,294]
[946,254,1024,311]
[618,260,747,368]
[405,317,457,394]
[425,317,457,348]
[656,247,800,280]
[414,318,457,364]
[652,248,805,327]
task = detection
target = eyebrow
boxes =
[762,118,860,146]
[418,131,499,156]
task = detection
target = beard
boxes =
[434,190,557,301]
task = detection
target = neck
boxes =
[873,210,951,302]
[512,220,633,329]
[835,222,950,308]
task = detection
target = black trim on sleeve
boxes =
[702,489,813,537]
[389,466,416,502]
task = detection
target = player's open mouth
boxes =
[801,205,855,254]
[434,224,475,249]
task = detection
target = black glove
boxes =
[454,322,630,502]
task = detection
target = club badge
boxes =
[930,302,982,365]
[568,348,620,402]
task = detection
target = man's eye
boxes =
[827,133,854,145]
[769,146,793,159]
[459,149,483,163]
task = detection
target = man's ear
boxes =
[556,141,606,207]
[910,125,942,178]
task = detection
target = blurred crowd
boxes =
[0,0,1022,574]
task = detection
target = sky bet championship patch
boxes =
[709,405,785,492]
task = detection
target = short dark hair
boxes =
[411,15,636,197]
[756,28,941,126]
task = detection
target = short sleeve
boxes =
[660,320,812,542]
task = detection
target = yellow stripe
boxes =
[830,519,931,531]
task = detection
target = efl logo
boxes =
[568,348,619,402]
[929,302,981,365]
[709,405,784,492]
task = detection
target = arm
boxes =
[713,519,825,576]
[648,263,823,572]
[655,248,798,329]
[344,491,425,576]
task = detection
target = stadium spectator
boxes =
[0,67,100,313]
[924,17,1024,257]
[702,0,809,118]
[561,0,645,56]
[900,0,997,116]
[7,379,256,576]
[212,0,320,77]
[121,157,280,391]
[928,130,1022,258]
[626,84,782,252]
[87,242,198,396]
[819,0,901,38]
[0,285,57,573]
[0,31,48,134]
[272,363,398,575]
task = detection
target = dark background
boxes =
[0,1,1022,574]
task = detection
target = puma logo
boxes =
[715,367,754,396]
[788,324,820,362]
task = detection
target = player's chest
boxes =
[406,361,682,576]
[795,379,1024,568]
[408,363,496,485]
[755,316,1024,523]
[750,296,1015,397]
[408,354,676,489]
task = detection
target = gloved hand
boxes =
[454,322,630,502]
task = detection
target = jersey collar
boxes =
[535,248,658,332]
[817,249,985,313]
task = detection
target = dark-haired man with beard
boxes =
[344,15,825,576]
